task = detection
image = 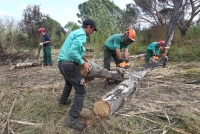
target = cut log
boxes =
[78,57,167,117]
[129,53,146,61]
[10,60,41,70]
[93,68,149,117]
[92,54,168,118]
[16,60,41,67]
[79,60,125,82]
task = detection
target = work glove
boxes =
[152,56,158,60]
[39,42,43,46]
[125,60,130,69]
[117,59,126,68]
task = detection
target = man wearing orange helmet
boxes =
[103,28,136,85]
[38,28,52,66]
[145,40,165,64]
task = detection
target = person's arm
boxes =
[82,62,91,73]
[156,48,161,55]
[124,48,129,61]
[43,41,50,44]
[116,48,122,60]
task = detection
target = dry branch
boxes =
[36,46,42,60]
[2,97,17,134]
[10,120,42,127]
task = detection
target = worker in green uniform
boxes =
[38,28,52,66]
[145,40,165,64]
[57,18,97,131]
[103,28,136,85]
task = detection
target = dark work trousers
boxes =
[58,61,86,118]
[104,45,120,71]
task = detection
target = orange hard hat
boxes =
[38,28,45,33]
[158,40,165,46]
[126,28,136,41]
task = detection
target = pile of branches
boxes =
[0,51,37,66]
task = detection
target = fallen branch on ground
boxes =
[10,120,43,127]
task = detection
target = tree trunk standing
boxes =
[164,0,183,48]
[0,44,4,54]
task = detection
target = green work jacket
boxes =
[57,28,86,65]
[147,42,160,55]
[105,34,129,51]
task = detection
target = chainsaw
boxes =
[151,55,159,63]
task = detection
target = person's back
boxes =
[57,28,86,64]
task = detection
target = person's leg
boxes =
[67,64,86,118]
[46,46,52,65]
[59,62,86,131]
[145,50,153,63]
[104,45,113,71]
[103,46,113,85]
[43,47,47,65]
[58,62,72,106]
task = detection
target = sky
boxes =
[0,0,133,27]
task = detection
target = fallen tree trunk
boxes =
[79,60,126,82]
[129,53,146,61]
[93,68,149,117]
[10,59,42,70]
[16,60,41,67]
[92,55,168,118]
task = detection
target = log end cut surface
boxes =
[93,99,110,118]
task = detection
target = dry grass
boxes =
[0,49,200,134]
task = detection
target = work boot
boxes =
[58,100,71,107]
[65,116,86,131]
[103,78,111,85]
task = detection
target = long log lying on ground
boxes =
[129,53,146,61]
[92,55,168,118]
[79,60,126,82]
[10,59,42,70]
[93,68,149,117]
[16,60,41,67]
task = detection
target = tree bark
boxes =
[10,59,41,70]
[90,55,168,118]
[165,0,183,48]
[36,46,42,60]
[128,53,146,61]
[79,60,125,82]
[93,68,149,117]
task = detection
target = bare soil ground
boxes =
[0,51,200,134]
